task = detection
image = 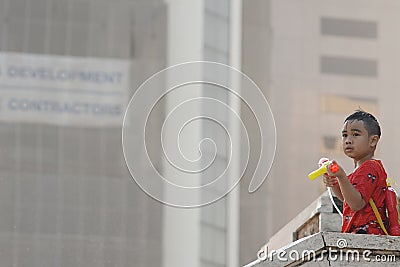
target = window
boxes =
[321,17,377,39]
[320,56,377,77]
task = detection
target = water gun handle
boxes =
[308,161,339,180]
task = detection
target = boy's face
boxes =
[341,120,378,161]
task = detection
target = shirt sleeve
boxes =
[350,161,380,203]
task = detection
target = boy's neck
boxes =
[354,154,375,168]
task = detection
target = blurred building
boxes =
[242,1,400,265]
[0,0,246,267]
[2,1,400,267]
[0,0,167,266]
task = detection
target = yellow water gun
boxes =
[308,160,339,180]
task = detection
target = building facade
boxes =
[2,1,400,267]
[241,1,400,264]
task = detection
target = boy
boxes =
[324,110,388,235]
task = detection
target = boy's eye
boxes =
[353,133,360,136]
[342,134,347,138]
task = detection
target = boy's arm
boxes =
[336,175,366,211]
[327,162,366,211]
[331,183,344,202]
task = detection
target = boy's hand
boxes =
[326,160,347,180]
[323,174,338,187]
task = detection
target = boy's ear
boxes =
[370,135,379,147]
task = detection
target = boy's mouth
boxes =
[344,147,354,152]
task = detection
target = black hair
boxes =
[344,110,381,137]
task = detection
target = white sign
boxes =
[0,52,130,127]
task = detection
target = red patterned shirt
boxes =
[341,159,388,235]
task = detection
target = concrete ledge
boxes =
[265,191,342,252]
[244,232,400,267]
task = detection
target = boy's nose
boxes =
[345,138,352,144]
